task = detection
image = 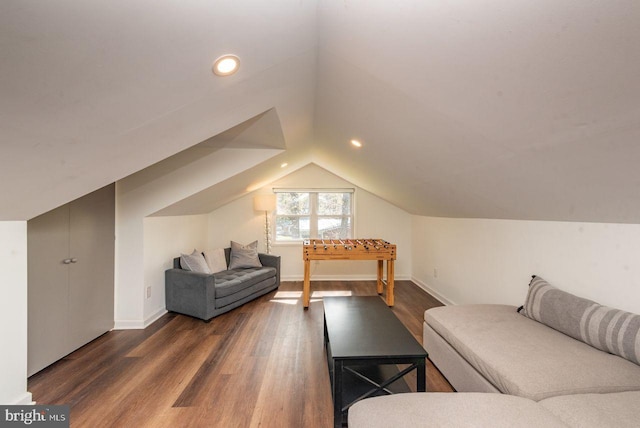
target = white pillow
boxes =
[180,250,211,274]
[204,248,227,273]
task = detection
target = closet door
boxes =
[68,185,115,350]
[27,204,71,376]
[28,184,115,376]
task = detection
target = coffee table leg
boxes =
[417,359,426,392]
[333,360,343,428]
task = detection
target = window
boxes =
[274,189,354,241]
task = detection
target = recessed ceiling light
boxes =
[213,55,240,76]
[280,162,288,168]
[350,139,362,148]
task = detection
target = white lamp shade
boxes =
[253,194,276,211]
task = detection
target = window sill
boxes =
[273,241,304,247]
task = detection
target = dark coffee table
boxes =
[323,296,428,427]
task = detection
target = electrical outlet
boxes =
[433,268,439,278]
[146,286,151,299]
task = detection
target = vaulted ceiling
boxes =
[2,1,640,223]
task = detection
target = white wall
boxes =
[143,215,209,323]
[207,164,412,280]
[115,147,281,328]
[0,222,32,404]
[412,216,640,314]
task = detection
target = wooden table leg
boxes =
[303,259,311,309]
[376,260,384,295]
[386,259,395,306]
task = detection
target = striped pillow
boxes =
[520,276,640,366]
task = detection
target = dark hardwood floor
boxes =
[28,280,454,427]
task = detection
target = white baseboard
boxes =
[114,308,167,330]
[411,277,455,306]
[280,274,412,282]
[113,319,145,330]
[144,308,167,328]
[12,391,34,405]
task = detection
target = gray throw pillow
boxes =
[229,242,262,269]
[180,250,211,274]
[230,240,258,251]
[520,276,640,365]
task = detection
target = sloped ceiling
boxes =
[2,1,640,223]
[313,0,640,223]
[0,1,317,220]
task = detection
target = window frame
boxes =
[272,188,355,243]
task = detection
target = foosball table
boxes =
[302,239,397,308]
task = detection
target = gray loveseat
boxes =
[165,248,280,321]
[349,276,640,427]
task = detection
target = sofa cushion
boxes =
[180,250,211,274]
[521,276,640,365]
[539,391,640,428]
[215,276,277,309]
[425,304,640,401]
[213,267,276,298]
[348,393,568,428]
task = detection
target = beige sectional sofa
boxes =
[349,276,640,427]
[424,304,640,401]
[349,390,640,427]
